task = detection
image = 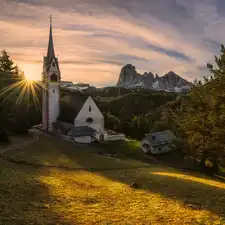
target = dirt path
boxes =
[0,133,39,154]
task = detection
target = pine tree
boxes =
[0,50,15,73]
[177,44,225,173]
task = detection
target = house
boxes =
[57,93,108,143]
[141,130,176,154]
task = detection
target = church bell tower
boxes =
[42,16,60,131]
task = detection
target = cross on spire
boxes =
[49,15,52,25]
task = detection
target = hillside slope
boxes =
[0,135,224,225]
[61,87,178,119]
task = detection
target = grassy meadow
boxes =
[0,135,225,225]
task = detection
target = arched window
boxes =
[89,106,91,112]
[86,118,93,123]
[50,74,57,82]
[52,62,55,67]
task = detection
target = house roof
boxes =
[72,126,96,137]
[58,93,89,123]
[144,130,176,147]
[52,120,73,135]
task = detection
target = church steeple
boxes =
[47,15,55,58]
[42,15,60,132]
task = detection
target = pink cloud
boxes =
[0,0,217,85]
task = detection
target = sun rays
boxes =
[0,74,45,111]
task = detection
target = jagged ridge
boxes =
[117,64,192,93]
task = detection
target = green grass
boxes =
[0,135,225,224]
[95,139,144,159]
[1,136,145,169]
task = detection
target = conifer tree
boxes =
[178,44,225,173]
[0,50,15,73]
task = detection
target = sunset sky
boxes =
[0,0,224,86]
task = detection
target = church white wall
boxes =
[95,131,108,141]
[107,134,126,141]
[48,83,59,131]
[49,58,59,72]
[42,88,48,130]
[74,96,104,132]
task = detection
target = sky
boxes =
[0,0,224,86]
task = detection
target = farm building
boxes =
[141,130,176,154]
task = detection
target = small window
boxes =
[89,106,91,112]
[52,62,55,67]
[152,135,155,140]
[86,118,93,123]
[53,90,55,93]
[158,147,161,151]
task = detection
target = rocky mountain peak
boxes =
[117,64,192,93]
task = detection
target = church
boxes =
[41,17,108,143]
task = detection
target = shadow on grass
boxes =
[59,141,225,220]
[0,160,77,225]
[2,135,225,222]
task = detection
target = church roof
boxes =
[47,20,55,58]
[72,126,96,137]
[58,93,89,123]
[52,120,73,135]
[43,17,60,73]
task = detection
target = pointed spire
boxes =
[47,15,55,58]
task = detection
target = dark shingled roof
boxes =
[144,130,176,147]
[47,23,55,58]
[72,126,96,137]
[52,120,73,135]
[58,93,89,123]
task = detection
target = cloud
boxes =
[0,0,224,85]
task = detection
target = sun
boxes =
[21,63,42,81]
[24,73,36,82]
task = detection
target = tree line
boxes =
[103,45,225,174]
[0,50,41,141]
[150,45,225,173]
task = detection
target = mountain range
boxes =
[116,64,193,93]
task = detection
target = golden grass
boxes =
[151,172,225,189]
[0,135,225,224]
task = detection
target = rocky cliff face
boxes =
[117,64,192,93]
